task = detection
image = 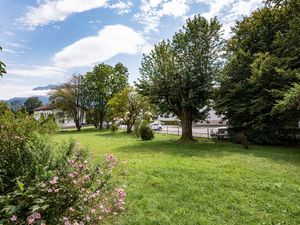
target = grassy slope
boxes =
[57,128,300,225]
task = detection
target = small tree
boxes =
[108,87,152,133]
[138,15,224,141]
[50,75,87,131]
[24,97,42,114]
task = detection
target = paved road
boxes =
[157,125,224,138]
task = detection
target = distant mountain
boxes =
[32,84,58,91]
[6,95,49,105]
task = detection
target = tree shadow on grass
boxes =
[113,138,300,167]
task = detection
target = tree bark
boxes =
[126,124,133,133]
[98,112,105,129]
[75,119,81,131]
[180,108,194,141]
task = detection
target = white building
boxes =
[33,104,80,128]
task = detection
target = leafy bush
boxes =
[111,123,118,132]
[0,112,125,224]
[140,124,154,141]
[235,132,249,149]
[134,120,141,138]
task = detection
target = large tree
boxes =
[108,87,152,133]
[138,15,224,141]
[24,96,42,114]
[215,0,300,144]
[84,63,128,129]
[50,75,87,131]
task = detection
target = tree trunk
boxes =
[127,124,133,133]
[180,108,194,142]
[99,119,103,129]
[75,119,81,131]
[98,113,104,129]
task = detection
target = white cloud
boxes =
[160,0,189,17]
[7,65,66,78]
[0,84,48,100]
[8,42,21,48]
[2,49,16,54]
[19,0,107,29]
[198,0,262,38]
[135,0,190,32]
[107,1,133,15]
[53,24,150,68]
[5,31,14,36]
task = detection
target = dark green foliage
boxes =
[138,15,224,141]
[235,132,249,149]
[140,125,154,141]
[215,0,300,144]
[24,96,42,114]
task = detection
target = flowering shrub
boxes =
[0,112,125,224]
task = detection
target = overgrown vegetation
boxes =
[215,0,300,144]
[0,111,125,224]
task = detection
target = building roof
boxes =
[34,104,52,111]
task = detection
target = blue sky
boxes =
[0,0,262,100]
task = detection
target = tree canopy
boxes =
[50,75,87,131]
[108,87,152,133]
[138,15,224,141]
[24,97,42,114]
[215,0,300,144]
[84,63,128,129]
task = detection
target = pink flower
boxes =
[10,215,18,222]
[105,154,117,169]
[34,212,41,220]
[116,188,126,198]
[50,176,59,185]
[27,216,35,224]
[47,189,53,193]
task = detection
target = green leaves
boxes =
[138,15,224,140]
[84,62,128,128]
[215,0,300,144]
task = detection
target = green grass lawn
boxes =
[57,128,300,225]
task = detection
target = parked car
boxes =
[211,127,229,139]
[148,122,163,131]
